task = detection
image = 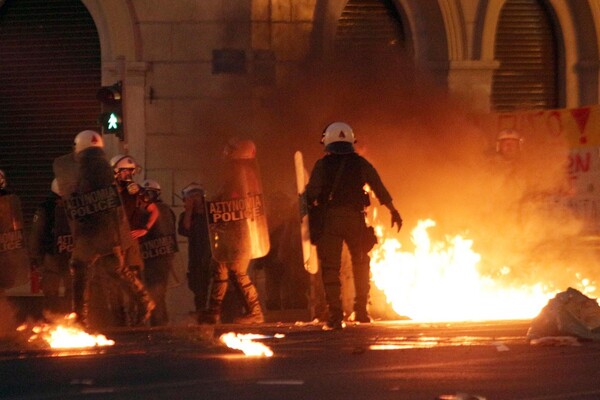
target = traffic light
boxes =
[97,81,124,140]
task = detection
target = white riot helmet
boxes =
[110,154,141,181]
[74,130,104,153]
[181,182,205,199]
[496,128,523,152]
[142,179,161,203]
[142,179,161,192]
[0,169,5,189]
[321,121,356,154]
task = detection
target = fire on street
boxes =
[1,319,600,400]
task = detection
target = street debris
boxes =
[527,287,600,343]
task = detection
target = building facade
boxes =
[2,0,600,317]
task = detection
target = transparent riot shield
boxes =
[0,194,29,288]
[207,158,270,263]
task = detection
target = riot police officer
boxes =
[0,170,28,292]
[53,131,155,327]
[138,179,178,326]
[200,139,269,324]
[177,182,215,317]
[109,154,159,325]
[305,122,402,330]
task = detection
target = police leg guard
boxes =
[199,278,228,324]
[70,259,90,326]
[352,260,372,323]
[321,264,343,325]
[118,265,155,325]
[231,272,264,324]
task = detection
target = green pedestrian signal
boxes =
[97,81,124,140]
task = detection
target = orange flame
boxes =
[370,219,557,322]
[219,332,274,357]
[18,313,115,349]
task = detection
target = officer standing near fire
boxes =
[177,182,215,317]
[110,154,159,325]
[29,179,73,313]
[199,139,269,325]
[0,169,29,295]
[305,122,403,330]
[138,179,178,326]
[53,131,155,327]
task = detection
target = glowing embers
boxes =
[370,219,554,322]
[220,332,274,357]
[17,313,115,349]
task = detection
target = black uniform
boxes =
[306,152,393,326]
[177,211,213,313]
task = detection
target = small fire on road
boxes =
[18,313,115,349]
[220,332,274,357]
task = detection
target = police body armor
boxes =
[139,202,178,260]
[206,156,270,263]
[0,194,29,288]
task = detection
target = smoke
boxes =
[248,52,598,296]
[0,294,18,339]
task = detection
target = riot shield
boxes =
[60,147,136,262]
[207,158,270,263]
[0,194,29,288]
[139,203,178,260]
[54,199,73,256]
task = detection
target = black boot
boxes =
[232,273,264,324]
[199,278,228,324]
[118,264,155,325]
[70,260,89,327]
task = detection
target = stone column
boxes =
[447,60,499,113]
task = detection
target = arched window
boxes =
[0,0,100,225]
[334,0,406,57]
[492,0,561,111]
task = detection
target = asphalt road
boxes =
[1,319,600,400]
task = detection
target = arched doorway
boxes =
[333,0,407,58]
[491,0,562,111]
[0,0,101,225]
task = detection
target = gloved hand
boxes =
[391,210,402,232]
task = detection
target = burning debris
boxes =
[527,287,600,342]
[219,332,274,357]
[17,313,115,349]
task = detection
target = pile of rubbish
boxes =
[527,287,600,342]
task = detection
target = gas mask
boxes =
[116,168,136,184]
[126,182,141,195]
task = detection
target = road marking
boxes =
[256,380,304,385]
